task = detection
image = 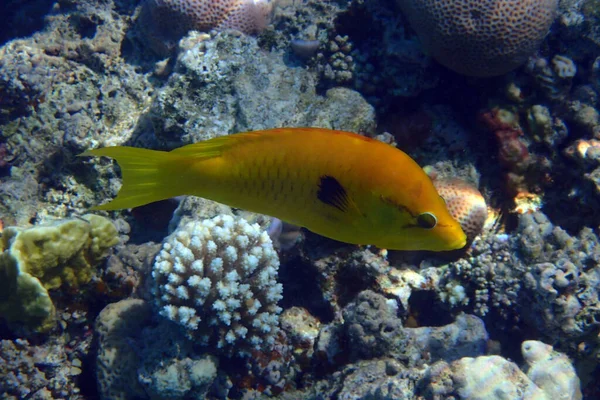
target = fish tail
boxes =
[81,146,192,211]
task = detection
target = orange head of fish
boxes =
[366,177,467,252]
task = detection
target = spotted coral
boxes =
[398,0,559,76]
[433,179,487,242]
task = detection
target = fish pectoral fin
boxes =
[317,175,350,212]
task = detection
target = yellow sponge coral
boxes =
[0,214,119,332]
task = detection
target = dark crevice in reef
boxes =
[0,0,54,46]
[406,290,453,327]
[334,263,376,309]
[278,256,335,324]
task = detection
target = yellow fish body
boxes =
[82,128,466,251]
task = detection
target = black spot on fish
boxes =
[317,175,348,212]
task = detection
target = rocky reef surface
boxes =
[0,0,599,399]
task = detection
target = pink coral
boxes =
[398,0,559,76]
[478,107,531,173]
[145,0,275,40]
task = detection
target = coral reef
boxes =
[277,340,581,400]
[95,299,152,400]
[374,206,600,385]
[322,358,418,400]
[342,290,405,360]
[95,298,221,400]
[342,291,489,366]
[280,306,320,365]
[522,340,582,400]
[517,212,600,344]
[424,340,581,399]
[0,338,82,399]
[152,214,283,356]
[0,0,153,226]
[139,355,217,400]
[526,54,578,103]
[151,30,375,147]
[398,0,559,76]
[136,322,219,400]
[438,232,524,319]
[317,34,355,86]
[329,0,439,102]
[421,208,600,391]
[477,107,536,197]
[426,355,546,399]
[0,214,118,331]
[1,0,600,398]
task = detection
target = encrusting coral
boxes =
[0,214,119,332]
[521,340,582,400]
[95,298,220,400]
[397,0,559,76]
[96,299,152,400]
[152,214,283,356]
[424,340,581,399]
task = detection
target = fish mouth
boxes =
[446,234,467,250]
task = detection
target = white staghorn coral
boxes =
[152,214,283,356]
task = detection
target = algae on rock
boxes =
[0,214,119,331]
[151,31,375,147]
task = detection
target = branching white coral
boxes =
[152,214,282,356]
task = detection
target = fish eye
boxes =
[417,212,437,229]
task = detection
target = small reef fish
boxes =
[81,128,466,251]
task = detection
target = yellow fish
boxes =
[81,128,466,251]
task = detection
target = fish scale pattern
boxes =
[151,214,283,356]
[398,0,559,76]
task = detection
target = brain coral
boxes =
[145,0,275,39]
[152,214,283,356]
[397,0,559,76]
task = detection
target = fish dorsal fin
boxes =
[317,175,363,218]
[168,132,268,159]
[169,136,232,159]
[169,128,381,160]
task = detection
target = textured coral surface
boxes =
[152,214,283,355]
[144,0,275,41]
[398,0,560,76]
